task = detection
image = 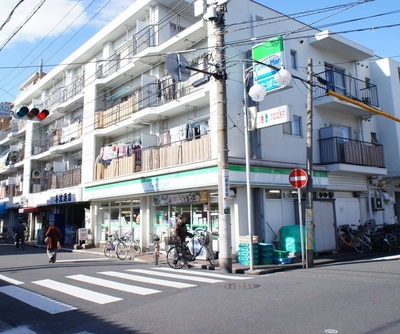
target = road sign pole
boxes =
[297,188,305,268]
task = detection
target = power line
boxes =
[0,0,24,32]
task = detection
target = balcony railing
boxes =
[319,137,385,168]
[95,76,203,129]
[314,70,379,108]
[41,74,85,111]
[32,167,81,193]
[94,134,211,180]
[32,121,83,155]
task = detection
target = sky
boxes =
[0,0,398,104]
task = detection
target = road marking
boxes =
[33,279,121,304]
[67,274,161,296]
[126,269,225,283]
[0,285,77,314]
[56,258,111,263]
[99,271,197,289]
[0,274,24,285]
[153,267,254,280]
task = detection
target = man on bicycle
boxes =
[174,214,193,266]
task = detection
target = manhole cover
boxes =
[224,283,260,290]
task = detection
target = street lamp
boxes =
[243,62,292,272]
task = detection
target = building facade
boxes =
[0,0,396,259]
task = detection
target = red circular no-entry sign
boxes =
[289,169,308,188]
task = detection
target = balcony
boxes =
[31,167,81,193]
[314,70,379,118]
[318,136,386,174]
[32,121,83,156]
[94,134,211,180]
[95,75,205,129]
[41,74,85,111]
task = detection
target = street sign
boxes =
[289,169,308,188]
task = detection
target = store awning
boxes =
[18,207,40,213]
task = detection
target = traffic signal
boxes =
[13,106,49,121]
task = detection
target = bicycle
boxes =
[116,228,142,260]
[166,228,216,269]
[104,231,120,257]
[336,224,370,254]
[151,233,161,265]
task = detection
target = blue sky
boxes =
[0,0,398,103]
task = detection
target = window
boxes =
[290,50,297,70]
[325,63,345,95]
[371,132,379,144]
[283,115,302,136]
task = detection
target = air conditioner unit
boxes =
[371,197,383,211]
[32,170,41,179]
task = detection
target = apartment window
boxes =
[290,50,297,70]
[325,63,345,95]
[371,132,379,144]
[96,62,103,78]
[283,115,302,136]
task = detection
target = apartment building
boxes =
[0,0,393,258]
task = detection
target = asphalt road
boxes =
[1,243,400,334]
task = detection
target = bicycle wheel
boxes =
[166,245,185,269]
[104,241,113,257]
[205,245,216,266]
[353,234,370,254]
[153,246,159,266]
[132,242,141,254]
[337,235,351,251]
[383,233,397,251]
[116,241,128,260]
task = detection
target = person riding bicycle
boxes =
[174,214,193,264]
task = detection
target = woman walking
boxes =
[45,222,62,263]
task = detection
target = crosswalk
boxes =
[0,267,253,314]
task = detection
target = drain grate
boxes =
[224,283,260,290]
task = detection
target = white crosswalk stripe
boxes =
[126,269,227,283]
[1,268,255,314]
[99,271,197,289]
[67,274,161,295]
[32,279,122,304]
[0,285,77,314]
[153,267,254,280]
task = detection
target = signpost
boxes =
[289,169,308,268]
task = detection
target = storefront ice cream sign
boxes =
[252,35,284,93]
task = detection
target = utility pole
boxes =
[210,2,232,273]
[305,58,314,268]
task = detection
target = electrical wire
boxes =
[0,0,24,32]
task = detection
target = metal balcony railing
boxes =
[314,70,379,108]
[94,76,204,129]
[319,137,385,168]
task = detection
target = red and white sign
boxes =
[289,169,308,188]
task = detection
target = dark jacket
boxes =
[174,221,192,244]
[46,225,62,250]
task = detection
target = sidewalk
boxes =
[26,241,398,275]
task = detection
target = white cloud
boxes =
[0,0,131,49]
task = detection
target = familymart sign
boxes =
[252,35,285,93]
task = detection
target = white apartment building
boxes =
[0,0,394,259]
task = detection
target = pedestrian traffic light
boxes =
[13,106,49,121]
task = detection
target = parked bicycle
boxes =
[360,219,397,252]
[103,230,121,257]
[336,224,370,254]
[166,228,215,269]
[116,228,142,260]
[151,233,161,265]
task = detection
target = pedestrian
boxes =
[15,221,26,250]
[45,222,62,263]
[174,214,193,245]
